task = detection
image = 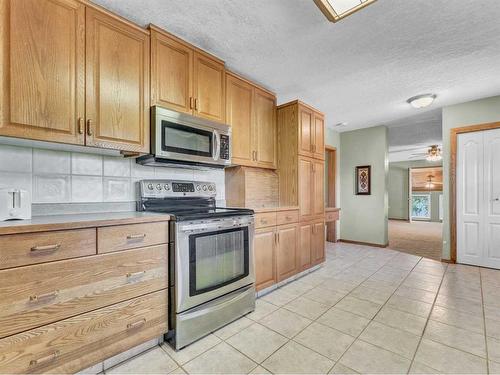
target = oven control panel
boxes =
[140,179,216,198]
[219,134,230,160]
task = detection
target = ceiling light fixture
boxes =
[334,122,348,128]
[407,94,436,109]
[314,0,377,23]
[426,145,442,162]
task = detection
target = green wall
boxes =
[339,126,388,246]
[442,95,500,259]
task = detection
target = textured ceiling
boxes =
[93,0,500,131]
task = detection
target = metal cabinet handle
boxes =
[492,198,500,202]
[29,290,59,303]
[261,219,267,224]
[87,119,93,136]
[78,118,84,134]
[189,97,194,109]
[30,351,59,368]
[127,233,146,240]
[126,270,146,280]
[30,244,61,253]
[194,98,198,111]
[286,216,292,220]
[127,318,146,330]
[255,151,258,161]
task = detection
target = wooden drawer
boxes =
[0,228,96,270]
[0,245,168,339]
[325,210,339,222]
[98,221,169,253]
[255,212,277,229]
[277,209,299,225]
[0,290,167,374]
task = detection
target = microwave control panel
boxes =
[220,134,230,160]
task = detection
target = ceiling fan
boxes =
[409,145,442,161]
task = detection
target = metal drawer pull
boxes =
[127,233,146,240]
[29,290,59,303]
[30,244,61,253]
[261,219,267,224]
[126,270,146,280]
[30,351,59,367]
[286,216,292,220]
[127,318,146,330]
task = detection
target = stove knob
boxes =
[202,185,207,191]
[208,185,214,191]
[164,184,170,191]
[156,184,162,191]
[196,185,201,191]
[147,183,154,190]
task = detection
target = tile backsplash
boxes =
[0,144,225,207]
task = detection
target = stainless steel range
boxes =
[138,179,255,350]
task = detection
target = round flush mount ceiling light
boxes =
[407,94,436,109]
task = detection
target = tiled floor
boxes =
[106,242,500,374]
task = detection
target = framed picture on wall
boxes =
[356,165,371,195]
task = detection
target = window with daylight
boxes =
[412,194,431,220]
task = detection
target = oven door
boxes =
[175,216,255,313]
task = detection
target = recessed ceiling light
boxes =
[334,122,348,128]
[314,0,377,23]
[407,94,436,109]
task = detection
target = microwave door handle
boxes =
[213,130,220,161]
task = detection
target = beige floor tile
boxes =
[320,278,359,293]
[280,280,314,296]
[183,342,256,374]
[283,296,330,320]
[161,334,221,365]
[424,319,486,358]
[247,299,279,321]
[339,339,411,374]
[107,347,178,374]
[262,341,334,374]
[249,365,271,374]
[374,306,427,336]
[302,286,345,306]
[429,305,484,334]
[349,285,393,305]
[402,278,440,293]
[394,285,436,304]
[490,360,500,374]
[408,361,441,374]
[414,339,487,374]
[226,323,287,363]
[294,322,355,361]
[334,295,382,319]
[213,316,253,340]
[487,318,500,340]
[329,362,359,374]
[359,321,420,359]
[488,336,500,364]
[259,308,312,338]
[485,304,500,322]
[435,293,483,315]
[169,367,187,374]
[260,288,297,306]
[386,294,433,318]
[317,307,370,336]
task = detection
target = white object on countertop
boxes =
[0,188,32,221]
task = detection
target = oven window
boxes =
[189,227,249,296]
[162,121,213,157]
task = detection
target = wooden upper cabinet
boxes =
[298,107,314,157]
[276,223,298,281]
[254,227,276,291]
[151,29,193,114]
[194,51,225,123]
[0,0,85,145]
[255,88,277,169]
[313,113,325,160]
[226,73,253,165]
[299,157,314,219]
[313,159,325,216]
[85,8,150,153]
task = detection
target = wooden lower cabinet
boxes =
[311,220,326,266]
[0,290,167,374]
[298,222,312,271]
[276,223,299,281]
[254,226,277,291]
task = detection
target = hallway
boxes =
[389,220,443,261]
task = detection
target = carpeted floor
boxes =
[388,219,443,261]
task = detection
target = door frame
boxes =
[325,146,337,242]
[450,121,500,263]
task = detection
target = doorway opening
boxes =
[325,146,338,242]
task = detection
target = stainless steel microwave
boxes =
[137,106,231,169]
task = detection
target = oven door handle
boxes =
[213,130,220,161]
[178,220,253,233]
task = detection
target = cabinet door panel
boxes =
[254,227,276,291]
[299,157,313,219]
[313,160,325,217]
[298,107,313,157]
[313,114,325,160]
[298,222,312,271]
[312,221,325,266]
[86,8,149,152]
[255,88,277,169]
[151,30,193,114]
[1,0,85,144]
[194,52,225,123]
[226,74,254,166]
[277,224,298,281]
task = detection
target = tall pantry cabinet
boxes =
[277,100,326,266]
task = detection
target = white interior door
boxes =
[457,128,500,268]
